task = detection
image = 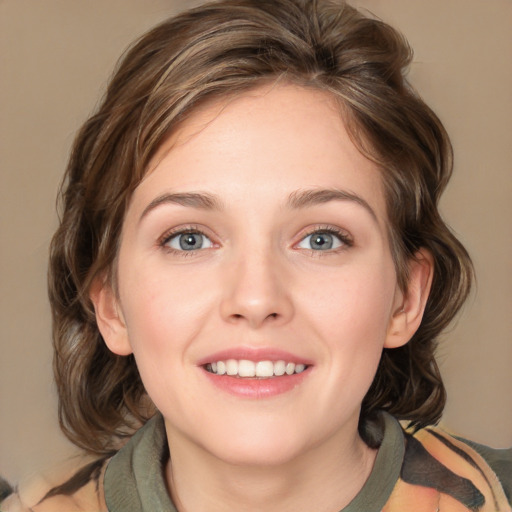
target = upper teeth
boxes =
[206,360,307,378]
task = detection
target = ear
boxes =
[89,276,133,356]
[385,249,434,349]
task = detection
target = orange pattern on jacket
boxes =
[383,427,511,512]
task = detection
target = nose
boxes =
[219,248,294,329]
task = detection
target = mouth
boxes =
[198,348,312,398]
[204,359,308,378]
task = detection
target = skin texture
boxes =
[92,84,432,511]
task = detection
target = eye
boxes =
[165,231,213,251]
[297,229,349,251]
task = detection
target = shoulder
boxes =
[394,424,511,510]
[456,435,512,503]
[1,456,109,512]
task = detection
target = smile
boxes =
[204,359,308,378]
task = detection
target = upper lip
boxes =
[196,347,313,366]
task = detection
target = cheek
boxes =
[299,260,396,343]
[117,270,211,412]
[118,262,217,359]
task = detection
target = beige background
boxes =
[1,0,511,484]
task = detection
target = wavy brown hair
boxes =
[49,0,473,454]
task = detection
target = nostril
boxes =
[230,312,278,321]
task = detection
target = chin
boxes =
[208,435,308,468]
[203,412,327,468]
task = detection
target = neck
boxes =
[164,422,377,512]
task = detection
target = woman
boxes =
[3,0,510,510]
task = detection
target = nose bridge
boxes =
[220,237,293,327]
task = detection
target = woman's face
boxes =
[102,84,409,465]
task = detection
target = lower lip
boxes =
[201,368,311,398]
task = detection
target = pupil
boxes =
[312,233,333,250]
[180,233,200,250]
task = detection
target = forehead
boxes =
[134,83,387,225]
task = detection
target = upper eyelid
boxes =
[298,225,352,241]
[302,226,349,236]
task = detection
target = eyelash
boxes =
[296,226,353,253]
[158,224,353,256]
[158,225,213,256]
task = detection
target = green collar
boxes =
[104,411,404,512]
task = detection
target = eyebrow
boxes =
[139,188,377,223]
[287,188,377,222]
[139,192,223,222]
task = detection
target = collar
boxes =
[104,411,405,512]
